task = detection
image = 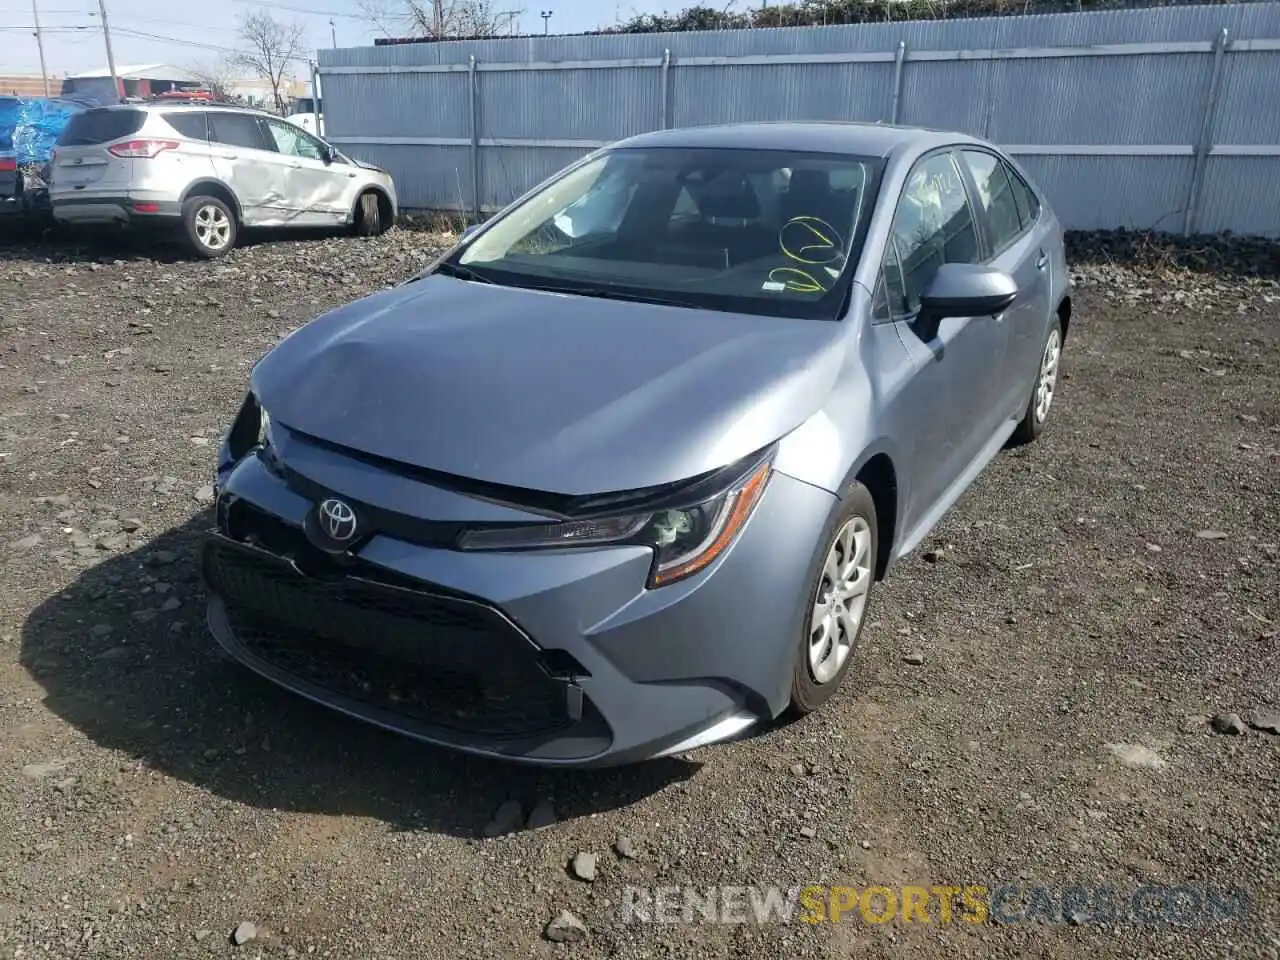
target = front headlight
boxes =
[225,392,276,465]
[457,457,772,588]
[258,406,272,448]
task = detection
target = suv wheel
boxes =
[182,196,236,258]
[354,192,383,237]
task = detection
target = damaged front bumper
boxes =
[202,424,834,766]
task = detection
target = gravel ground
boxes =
[1,225,1278,960]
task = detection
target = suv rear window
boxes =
[57,109,146,146]
[209,113,269,151]
[164,112,208,140]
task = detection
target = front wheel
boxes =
[181,196,236,259]
[1010,317,1063,446]
[789,483,878,715]
[353,192,384,237]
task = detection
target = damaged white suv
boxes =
[49,103,396,258]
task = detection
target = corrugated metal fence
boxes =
[316,2,1280,236]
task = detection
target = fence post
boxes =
[659,48,671,130]
[1184,27,1228,237]
[310,61,323,139]
[889,40,906,124]
[468,55,480,222]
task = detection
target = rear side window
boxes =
[164,112,208,140]
[209,114,269,151]
[961,150,1023,254]
[1007,166,1041,229]
[57,109,146,146]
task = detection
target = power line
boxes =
[0,22,89,29]
[230,0,369,19]
[110,24,315,63]
[103,13,242,33]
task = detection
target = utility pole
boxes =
[540,9,552,34]
[31,0,50,96]
[96,0,121,102]
[433,0,443,38]
[329,18,336,47]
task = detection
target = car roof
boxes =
[614,121,987,159]
[86,102,277,119]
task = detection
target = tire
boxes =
[1010,316,1063,446]
[789,482,879,715]
[354,192,383,237]
[181,195,236,259]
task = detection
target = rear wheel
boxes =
[354,191,383,237]
[1010,317,1063,446]
[181,196,236,259]
[789,483,878,714]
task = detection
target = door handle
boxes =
[1036,250,1049,270]
[219,153,239,160]
[290,161,302,168]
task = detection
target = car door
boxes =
[884,149,1011,535]
[262,118,351,225]
[207,112,287,225]
[959,149,1052,419]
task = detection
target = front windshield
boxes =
[452,147,883,320]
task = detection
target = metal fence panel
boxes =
[479,68,661,141]
[670,62,895,127]
[1197,157,1280,235]
[1213,50,1280,145]
[981,53,1211,145]
[318,1,1280,236]
[1017,155,1196,232]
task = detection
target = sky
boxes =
[0,0,675,78]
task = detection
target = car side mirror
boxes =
[461,223,480,240]
[323,144,338,164]
[916,263,1018,341]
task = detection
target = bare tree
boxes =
[235,11,307,113]
[360,0,522,39]
[188,58,240,101]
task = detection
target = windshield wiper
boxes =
[433,261,493,284]
[520,281,691,309]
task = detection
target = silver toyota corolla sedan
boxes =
[204,121,1070,766]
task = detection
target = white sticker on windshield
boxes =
[762,281,787,292]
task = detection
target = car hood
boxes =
[252,275,847,496]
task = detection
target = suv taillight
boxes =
[107,139,179,159]
[0,157,16,172]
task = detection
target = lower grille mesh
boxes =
[203,538,571,738]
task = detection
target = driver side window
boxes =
[265,119,324,161]
[885,151,981,317]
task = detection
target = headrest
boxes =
[788,168,832,205]
[694,178,761,219]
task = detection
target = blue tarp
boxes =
[0,95,97,165]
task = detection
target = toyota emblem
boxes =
[318,498,358,543]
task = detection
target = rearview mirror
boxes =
[916,263,1018,340]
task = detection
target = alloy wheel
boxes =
[808,515,873,684]
[194,204,232,252]
[1034,328,1061,424]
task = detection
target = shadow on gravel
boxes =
[19,512,693,837]
[0,219,357,264]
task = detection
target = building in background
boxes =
[60,63,199,102]
[228,77,308,112]
[0,74,61,98]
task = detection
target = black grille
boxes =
[202,537,572,738]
